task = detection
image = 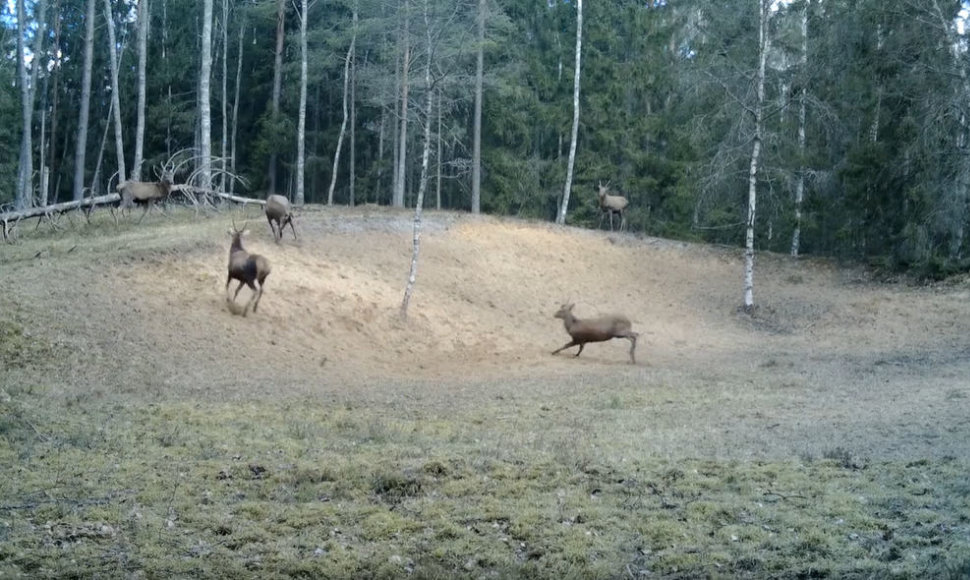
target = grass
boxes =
[1,387,969,579]
[2,208,970,577]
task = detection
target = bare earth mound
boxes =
[3,206,970,459]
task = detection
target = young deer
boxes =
[226,222,271,316]
[265,194,297,242]
[597,182,629,231]
[553,303,638,364]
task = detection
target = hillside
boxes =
[2,206,970,460]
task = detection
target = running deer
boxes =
[226,221,271,316]
[552,303,638,364]
[265,194,297,242]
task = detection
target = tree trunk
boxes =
[220,0,229,192]
[103,0,126,186]
[133,0,149,181]
[436,88,442,210]
[401,0,436,320]
[557,0,582,225]
[295,0,308,205]
[377,107,386,204]
[393,0,410,208]
[269,0,285,194]
[327,31,355,205]
[200,0,214,193]
[15,0,48,209]
[48,0,62,203]
[471,0,485,214]
[230,15,244,194]
[791,0,808,257]
[744,0,770,311]
[349,2,357,207]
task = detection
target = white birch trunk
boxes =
[15,0,48,209]
[200,0,214,193]
[327,35,354,206]
[133,0,149,181]
[296,0,308,205]
[103,0,126,185]
[269,0,285,194]
[400,0,435,320]
[393,0,410,208]
[349,3,357,207]
[557,0,582,225]
[791,0,808,257]
[744,0,770,311]
[220,0,228,192]
[471,0,484,214]
[230,17,244,194]
[436,88,442,210]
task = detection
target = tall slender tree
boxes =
[103,0,126,185]
[393,0,411,207]
[15,0,48,209]
[269,0,285,194]
[295,0,308,205]
[72,0,97,201]
[200,0,214,193]
[744,0,771,311]
[133,0,150,181]
[557,0,582,225]
[471,0,485,214]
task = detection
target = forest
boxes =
[2,0,970,277]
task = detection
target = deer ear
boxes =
[227,228,234,236]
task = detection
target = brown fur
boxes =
[265,194,297,242]
[226,228,271,316]
[117,179,173,223]
[552,303,638,364]
[597,182,629,231]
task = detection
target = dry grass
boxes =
[1,206,969,578]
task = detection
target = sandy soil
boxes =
[4,206,970,459]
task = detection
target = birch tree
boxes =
[743,0,771,311]
[230,14,245,193]
[200,0,214,193]
[327,8,357,206]
[15,0,47,209]
[103,0,126,185]
[72,0,96,201]
[400,0,436,320]
[393,0,410,208]
[470,0,484,214]
[556,0,582,225]
[349,2,357,207]
[790,0,808,257]
[133,0,149,181]
[295,0,308,206]
[268,0,285,194]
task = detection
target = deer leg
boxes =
[241,280,259,316]
[573,343,585,357]
[252,282,265,312]
[267,216,278,241]
[137,204,150,224]
[627,335,637,364]
[233,280,247,301]
[552,340,578,356]
[287,219,297,240]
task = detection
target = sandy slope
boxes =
[4,206,970,458]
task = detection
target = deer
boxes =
[226,221,271,316]
[597,182,629,231]
[552,303,639,364]
[116,178,173,224]
[265,194,297,242]
[115,161,178,224]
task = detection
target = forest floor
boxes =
[1,205,969,578]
